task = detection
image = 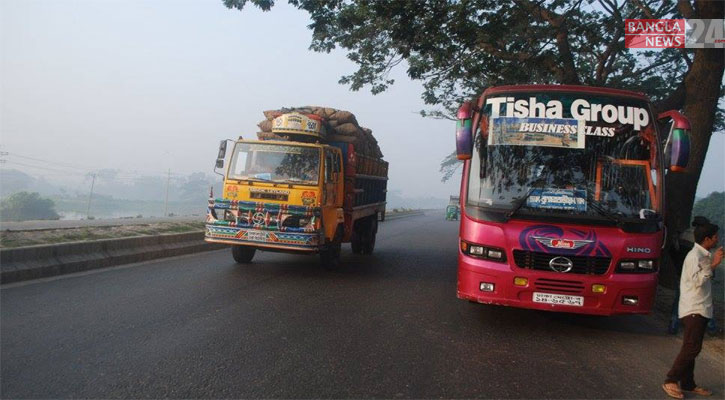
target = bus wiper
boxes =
[506,187,537,221]
[505,171,551,221]
[586,195,621,225]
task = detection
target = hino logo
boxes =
[534,236,593,250]
[549,256,574,273]
[627,247,652,254]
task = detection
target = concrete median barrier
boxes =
[0,231,225,284]
[0,211,426,284]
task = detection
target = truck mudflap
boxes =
[205,198,322,251]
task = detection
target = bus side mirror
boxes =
[658,110,690,172]
[215,158,224,169]
[456,101,473,160]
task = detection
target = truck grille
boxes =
[513,250,611,275]
[535,278,585,294]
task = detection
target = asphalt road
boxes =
[2,212,723,398]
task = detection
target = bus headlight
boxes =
[460,241,507,263]
[617,259,657,273]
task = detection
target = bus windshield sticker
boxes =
[488,117,585,149]
[526,188,587,212]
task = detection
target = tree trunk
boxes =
[660,2,724,288]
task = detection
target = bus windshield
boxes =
[467,91,662,222]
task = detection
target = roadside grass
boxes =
[0,222,205,248]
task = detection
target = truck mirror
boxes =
[658,110,690,172]
[217,140,227,159]
[456,101,473,160]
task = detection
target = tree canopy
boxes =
[225,0,718,115]
[1,192,60,222]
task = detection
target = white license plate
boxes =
[246,231,267,242]
[532,292,584,307]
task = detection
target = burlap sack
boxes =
[258,120,273,132]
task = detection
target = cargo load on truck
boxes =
[255,106,384,159]
[205,107,388,270]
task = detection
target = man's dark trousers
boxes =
[665,314,709,390]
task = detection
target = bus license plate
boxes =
[533,292,583,307]
[246,231,267,242]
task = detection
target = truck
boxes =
[205,110,388,269]
[454,85,690,315]
[446,196,460,221]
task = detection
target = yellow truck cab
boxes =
[205,112,388,269]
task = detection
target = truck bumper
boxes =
[457,251,656,316]
[205,224,320,252]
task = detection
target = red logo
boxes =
[301,191,316,205]
[625,19,685,48]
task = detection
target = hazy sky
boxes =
[1,0,723,198]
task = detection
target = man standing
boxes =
[663,223,723,399]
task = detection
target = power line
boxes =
[4,152,189,178]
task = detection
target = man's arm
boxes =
[686,253,713,288]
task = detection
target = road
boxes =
[2,212,723,398]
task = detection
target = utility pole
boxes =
[86,173,96,219]
[164,168,170,217]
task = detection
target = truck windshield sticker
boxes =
[526,188,587,211]
[252,144,309,154]
[488,117,585,149]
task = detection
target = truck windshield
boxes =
[228,143,320,185]
[468,91,661,222]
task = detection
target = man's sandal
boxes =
[684,387,713,396]
[662,383,684,399]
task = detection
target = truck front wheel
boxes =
[232,246,256,263]
[320,228,343,270]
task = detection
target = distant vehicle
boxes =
[454,84,690,315]
[446,196,460,221]
[205,110,388,269]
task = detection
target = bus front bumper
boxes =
[457,252,657,316]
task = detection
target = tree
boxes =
[692,191,724,246]
[0,192,60,221]
[224,0,723,285]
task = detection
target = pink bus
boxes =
[455,85,690,315]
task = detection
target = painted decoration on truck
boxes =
[519,224,611,257]
[206,225,320,247]
[526,189,587,212]
[488,117,585,149]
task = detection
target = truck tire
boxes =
[320,228,342,270]
[351,229,363,254]
[232,246,256,263]
[362,217,377,255]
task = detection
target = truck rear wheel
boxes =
[231,246,256,263]
[362,217,377,255]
